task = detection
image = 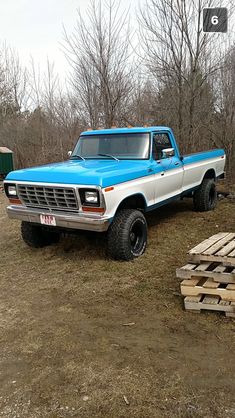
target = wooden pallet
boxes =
[176,262,235,283]
[181,276,235,301]
[184,295,235,317]
[188,232,235,266]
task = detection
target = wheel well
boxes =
[203,169,216,180]
[116,194,147,212]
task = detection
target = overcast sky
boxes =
[0,0,137,79]
[1,0,234,82]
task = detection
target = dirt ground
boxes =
[0,187,235,418]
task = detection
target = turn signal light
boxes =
[9,198,22,205]
[82,207,105,213]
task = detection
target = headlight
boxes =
[85,191,98,204]
[79,188,100,206]
[8,185,17,196]
[4,183,18,198]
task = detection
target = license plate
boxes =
[40,214,56,226]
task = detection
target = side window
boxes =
[152,133,172,160]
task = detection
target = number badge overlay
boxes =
[203,8,228,33]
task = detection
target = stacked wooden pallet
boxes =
[177,233,235,317]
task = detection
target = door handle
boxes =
[161,172,164,176]
[175,162,180,166]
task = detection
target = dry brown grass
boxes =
[0,189,235,418]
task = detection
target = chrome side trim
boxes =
[7,205,110,232]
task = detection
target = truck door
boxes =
[151,132,184,204]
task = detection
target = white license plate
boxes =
[40,214,56,226]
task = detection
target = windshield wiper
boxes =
[70,154,86,161]
[98,153,119,161]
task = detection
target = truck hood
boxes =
[6,159,152,188]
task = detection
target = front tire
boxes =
[21,221,60,248]
[107,209,147,261]
[193,178,217,212]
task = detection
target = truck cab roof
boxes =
[81,126,171,136]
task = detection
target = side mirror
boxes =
[68,150,72,157]
[162,148,175,158]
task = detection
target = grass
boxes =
[0,188,235,417]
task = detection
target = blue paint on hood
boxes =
[6,159,151,188]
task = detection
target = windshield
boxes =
[71,133,150,160]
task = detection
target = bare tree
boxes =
[0,2,235,177]
[209,45,235,177]
[63,0,134,128]
[139,0,234,152]
[0,44,29,120]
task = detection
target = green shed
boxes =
[0,147,14,179]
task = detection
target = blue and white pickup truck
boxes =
[4,126,225,260]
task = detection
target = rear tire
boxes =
[107,209,147,261]
[193,178,217,212]
[21,221,60,248]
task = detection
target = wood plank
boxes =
[188,254,204,263]
[176,268,196,279]
[195,262,211,271]
[203,233,235,255]
[202,279,220,289]
[189,233,228,255]
[184,297,235,316]
[176,268,191,279]
[180,264,197,271]
[216,239,235,256]
[180,281,235,301]
[212,275,235,284]
[188,253,235,267]
[219,300,230,306]
[226,301,235,317]
[228,248,235,258]
[211,271,235,284]
[181,278,200,287]
[213,265,226,273]
[184,297,201,312]
[202,295,220,304]
[226,284,235,290]
[184,295,201,303]
[177,263,235,283]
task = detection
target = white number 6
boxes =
[211,15,218,25]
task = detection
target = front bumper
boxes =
[7,205,110,232]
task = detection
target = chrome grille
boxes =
[18,184,78,211]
